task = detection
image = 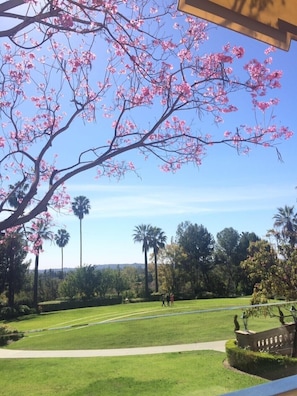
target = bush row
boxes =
[0,305,35,320]
[226,339,297,380]
[0,325,24,346]
[38,296,122,312]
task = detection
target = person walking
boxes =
[166,294,170,306]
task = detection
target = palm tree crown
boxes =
[72,196,91,267]
[55,229,70,249]
[27,218,53,308]
[55,229,70,277]
[72,196,91,220]
[273,205,297,247]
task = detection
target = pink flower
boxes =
[232,46,244,59]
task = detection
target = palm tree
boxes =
[133,224,153,297]
[150,227,167,293]
[72,196,91,267]
[7,182,29,209]
[28,218,53,308]
[273,205,297,248]
[55,229,70,278]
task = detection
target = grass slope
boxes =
[0,352,266,396]
[0,297,276,395]
[5,298,280,350]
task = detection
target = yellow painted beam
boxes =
[178,0,297,51]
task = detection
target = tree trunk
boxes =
[154,251,158,293]
[80,218,82,267]
[7,248,14,307]
[61,247,64,279]
[33,254,39,309]
[144,248,149,297]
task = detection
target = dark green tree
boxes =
[114,266,129,297]
[241,240,280,298]
[55,229,70,278]
[150,227,167,293]
[157,243,187,296]
[38,270,61,302]
[96,268,114,298]
[72,196,91,267]
[133,224,153,297]
[236,232,260,294]
[0,232,29,307]
[215,227,240,295]
[215,228,260,296]
[176,221,214,296]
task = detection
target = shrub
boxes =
[0,325,24,346]
[0,306,18,320]
[0,304,33,320]
[226,339,297,380]
[39,297,122,312]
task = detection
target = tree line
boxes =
[2,204,297,314]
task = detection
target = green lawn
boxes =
[0,352,267,396]
[5,297,281,350]
[0,297,279,395]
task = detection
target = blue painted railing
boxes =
[221,374,297,395]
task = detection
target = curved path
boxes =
[0,340,226,359]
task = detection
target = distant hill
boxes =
[39,263,144,273]
[94,263,144,270]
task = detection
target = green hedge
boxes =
[226,339,297,380]
[0,305,34,320]
[38,297,122,312]
[0,325,24,346]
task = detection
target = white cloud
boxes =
[63,182,295,220]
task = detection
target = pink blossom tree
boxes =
[0,1,293,248]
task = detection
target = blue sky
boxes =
[31,16,297,270]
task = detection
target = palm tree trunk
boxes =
[144,248,149,297]
[154,251,159,293]
[80,218,82,268]
[33,254,39,309]
[61,247,64,279]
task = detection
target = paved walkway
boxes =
[0,340,226,359]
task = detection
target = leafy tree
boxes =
[0,1,291,252]
[120,265,141,298]
[176,221,214,296]
[236,232,260,294]
[38,270,61,302]
[149,227,167,293]
[59,272,79,299]
[133,224,153,297]
[75,265,97,299]
[158,243,188,295]
[215,227,240,295]
[96,268,114,298]
[55,229,70,278]
[61,265,97,299]
[113,266,129,297]
[0,231,29,307]
[72,196,91,268]
[241,240,279,298]
[214,229,260,296]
